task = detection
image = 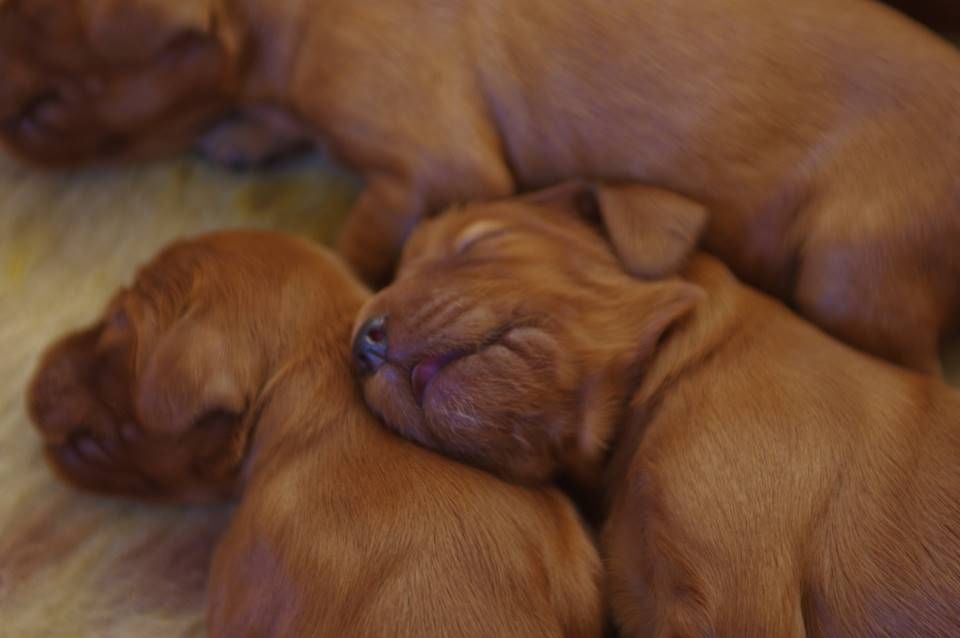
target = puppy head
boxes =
[29,230,364,503]
[0,0,241,165]
[353,182,707,484]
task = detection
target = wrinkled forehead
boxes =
[399,201,596,272]
[400,204,524,261]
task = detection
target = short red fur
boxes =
[2,0,960,370]
[357,183,960,636]
[28,230,603,637]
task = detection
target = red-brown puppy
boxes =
[3,0,960,371]
[28,230,603,637]
[354,183,960,636]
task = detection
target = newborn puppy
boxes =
[3,0,960,372]
[354,184,960,636]
[28,230,603,637]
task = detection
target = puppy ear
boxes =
[572,278,703,489]
[136,315,251,436]
[635,280,704,353]
[524,181,708,278]
[593,184,707,278]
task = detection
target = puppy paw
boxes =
[195,111,311,171]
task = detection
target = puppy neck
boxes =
[235,268,373,484]
[559,283,691,494]
[631,255,750,410]
[240,340,361,484]
[599,256,751,496]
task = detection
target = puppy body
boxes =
[355,187,960,635]
[4,0,960,370]
[211,358,602,637]
[29,231,603,637]
[603,255,960,636]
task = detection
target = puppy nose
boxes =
[354,315,388,375]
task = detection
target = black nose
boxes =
[354,315,388,375]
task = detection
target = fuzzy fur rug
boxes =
[0,153,357,637]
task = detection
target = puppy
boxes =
[3,0,960,372]
[354,183,960,636]
[28,230,603,637]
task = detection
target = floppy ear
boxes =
[82,0,235,62]
[136,315,251,436]
[571,275,703,490]
[524,180,708,279]
[28,322,115,442]
[593,184,707,278]
[633,280,704,354]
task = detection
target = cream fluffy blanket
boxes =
[0,154,357,637]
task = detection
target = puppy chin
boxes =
[361,363,431,448]
[363,338,568,484]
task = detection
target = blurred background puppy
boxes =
[2,0,960,372]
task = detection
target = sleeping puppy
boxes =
[353,183,960,636]
[3,0,960,372]
[28,230,603,637]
